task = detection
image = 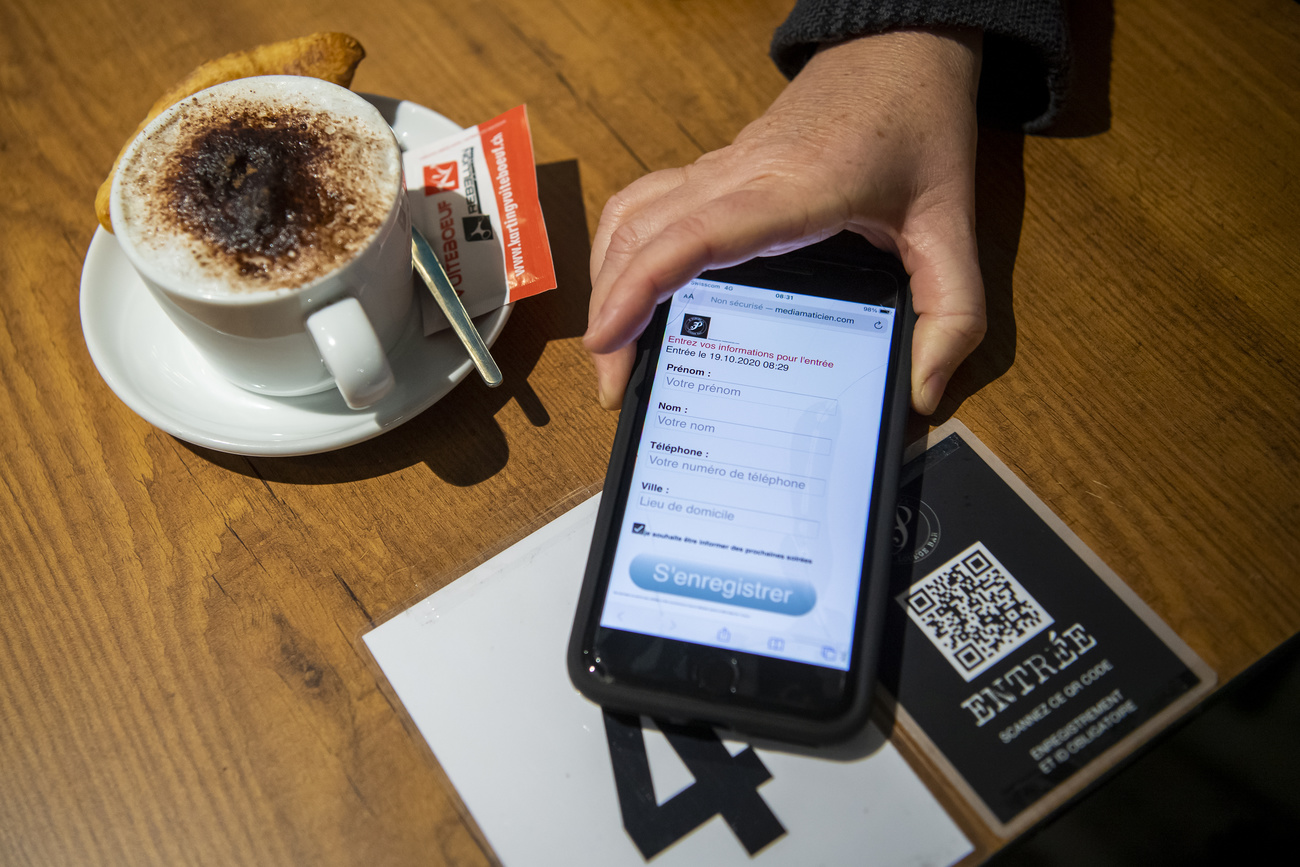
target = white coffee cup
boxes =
[110,75,413,409]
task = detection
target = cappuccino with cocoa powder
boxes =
[115,76,402,296]
[109,76,415,408]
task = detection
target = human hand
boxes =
[584,28,985,414]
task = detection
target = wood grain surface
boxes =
[1,0,1296,864]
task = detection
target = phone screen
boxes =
[596,276,899,671]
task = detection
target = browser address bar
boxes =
[701,291,891,335]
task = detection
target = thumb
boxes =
[900,208,986,415]
[593,344,636,410]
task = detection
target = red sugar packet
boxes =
[404,105,557,336]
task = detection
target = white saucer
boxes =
[80,96,511,457]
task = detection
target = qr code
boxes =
[902,542,1053,682]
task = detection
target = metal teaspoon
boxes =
[411,226,503,387]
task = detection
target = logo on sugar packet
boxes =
[423,160,460,195]
[463,214,495,241]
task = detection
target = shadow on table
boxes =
[924,0,1113,426]
[185,159,592,486]
[924,129,1027,427]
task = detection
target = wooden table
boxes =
[2,0,1296,863]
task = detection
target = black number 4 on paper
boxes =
[603,709,787,860]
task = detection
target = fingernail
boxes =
[919,375,946,415]
[583,325,604,352]
[585,307,610,342]
[597,379,619,410]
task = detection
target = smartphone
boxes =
[567,232,913,744]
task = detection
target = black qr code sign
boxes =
[903,542,1053,682]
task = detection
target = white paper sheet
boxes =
[364,495,971,866]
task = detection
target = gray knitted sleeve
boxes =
[770,0,1070,132]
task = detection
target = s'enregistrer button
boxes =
[628,554,815,615]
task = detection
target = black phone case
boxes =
[567,240,915,744]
